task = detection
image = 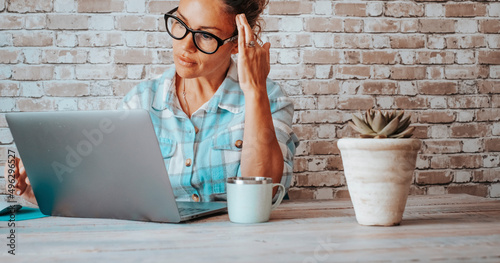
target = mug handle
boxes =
[271,183,286,211]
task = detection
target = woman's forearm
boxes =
[240,89,284,184]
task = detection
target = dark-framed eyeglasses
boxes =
[164,7,238,54]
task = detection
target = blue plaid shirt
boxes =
[120,60,299,202]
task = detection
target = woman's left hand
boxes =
[235,14,271,95]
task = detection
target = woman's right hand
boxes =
[4,157,38,205]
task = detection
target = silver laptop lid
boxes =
[6,110,184,223]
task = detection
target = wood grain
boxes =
[1,194,499,262]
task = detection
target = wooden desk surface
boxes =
[2,194,500,262]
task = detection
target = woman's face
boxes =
[173,0,237,80]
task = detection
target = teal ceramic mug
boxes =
[226,177,286,224]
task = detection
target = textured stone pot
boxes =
[337,138,421,226]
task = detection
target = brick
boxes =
[309,140,339,155]
[416,51,455,65]
[303,50,341,64]
[89,15,115,31]
[419,19,455,33]
[479,19,500,34]
[77,0,124,13]
[456,20,478,34]
[344,19,363,33]
[416,170,452,185]
[17,98,55,111]
[491,3,500,17]
[448,96,489,109]
[418,81,457,95]
[116,15,157,31]
[334,35,371,49]
[44,82,89,97]
[20,82,43,97]
[288,188,315,200]
[54,65,75,80]
[419,111,455,124]
[446,36,486,49]
[314,1,333,15]
[114,49,155,64]
[491,184,500,198]
[7,0,52,13]
[316,95,335,109]
[364,19,399,33]
[294,96,317,110]
[0,82,19,96]
[78,32,123,47]
[391,66,426,80]
[279,17,303,32]
[401,19,419,33]
[454,171,472,183]
[42,49,87,64]
[317,124,337,139]
[54,0,76,12]
[487,35,500,49]
[425,3,444,17]
[334,3,366,17]
[485,138,500,152]
[12,65,54,80]
[361,51,397,65]
[445,66,480,80]
[344,51,360,64]
[456,50,475,65]
[447,184,488,197]
[268,1,313,15]
[366,2,383,17]
[0,50,22,64]
[0,15,24,29]
[13,32,53,47]
[267,33,311,48]
[451,123,489,138]
[473,169,500,183]
[477,109,500,121]
[304,17,342,32]
[298,110,344,124]
[394,96,427,109]
[450,155,482,169]
[147,1,177,14]
[47,14,88,30]
[492,66,500,79]
[424,140,461,154]
[445,3,487,17]
[336,66,370,79]
[303,80,340,95]
[388,35,426,49]
[75,65,117,80]
[269,65,315,80]
[385,2,424,18]
[25,14,46,29]
[362,81,397,95]
[337,96,374,110]
[479,51,500,65]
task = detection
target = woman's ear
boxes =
[231,42,239,55]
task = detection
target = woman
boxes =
[5,0,299,204]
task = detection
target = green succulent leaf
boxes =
[348,109,414,139]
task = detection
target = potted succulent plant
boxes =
[337,109,421,226]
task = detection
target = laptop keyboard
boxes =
[178,207,211,216]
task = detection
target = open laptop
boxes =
[5,109,227,223]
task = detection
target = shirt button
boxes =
[185,158,192,167]
[235,139,243,149]
[192,193,200,202]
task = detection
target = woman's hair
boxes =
[222,0,269,42]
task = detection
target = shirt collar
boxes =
[151,59,244,115]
